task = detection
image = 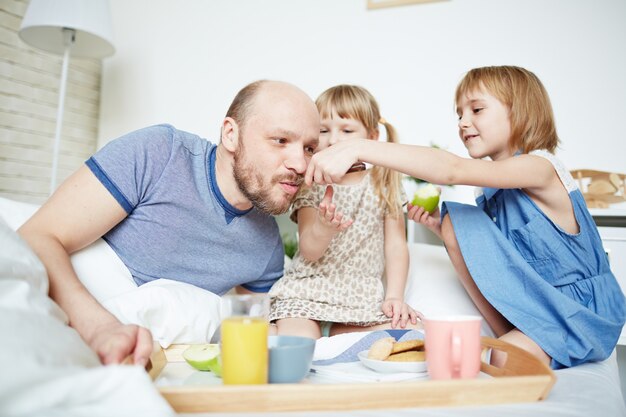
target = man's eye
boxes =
[305,145,317,155]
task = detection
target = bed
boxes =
[1,196,624,417]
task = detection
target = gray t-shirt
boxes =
[86,124,284,294]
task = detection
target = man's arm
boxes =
[18,165,153,365]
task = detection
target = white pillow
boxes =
[103,278,222,348]
[405,242,494,337]
[0,196,38,230]
[0,197,137,302]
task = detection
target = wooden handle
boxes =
[480,337,555,379]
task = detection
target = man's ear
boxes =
[221,117,239,152]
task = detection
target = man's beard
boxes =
[232,141,302,215]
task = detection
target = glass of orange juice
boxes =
[220,294,269,385]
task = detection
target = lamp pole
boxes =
[50,28,75,195]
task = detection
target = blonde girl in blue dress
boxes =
[304,66,626,369]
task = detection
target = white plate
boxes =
[357,350,428,374]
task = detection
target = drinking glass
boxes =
[220,294,269,385]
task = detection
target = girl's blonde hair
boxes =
[316,85,403,217]
[455,66,560,153]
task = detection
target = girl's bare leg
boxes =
[274,318,321,339]
[441,215,551,368]
[498,329,551,368]
[440,215,513,336]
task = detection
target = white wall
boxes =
[99,0,626,204]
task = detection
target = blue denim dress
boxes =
[442,150,626,369]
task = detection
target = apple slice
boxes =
[411,183,440,214]
[183,344,222,376]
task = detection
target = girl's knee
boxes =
[496,330,551,368]
[275,318,321,339]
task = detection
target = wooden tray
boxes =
[148,337,556,413]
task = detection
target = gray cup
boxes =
[268,335,316,383]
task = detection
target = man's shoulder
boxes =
[106,124,215,156]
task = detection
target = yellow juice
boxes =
[221,316,268,384]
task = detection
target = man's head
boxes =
[220,80,320,215]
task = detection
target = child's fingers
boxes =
[408,307,419,325]
[338,219,353,232]
[325,203,336,221]
[398,305,410,328]
[318,202,327,218]
[406,205,418,221]
[414,309,424,322]
[407,205,425,222]
[391,307,400,328]
[382,302,393,318]
[321,185,334,205]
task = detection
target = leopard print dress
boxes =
[269,172,396,326]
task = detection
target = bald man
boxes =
[19,80,320,366]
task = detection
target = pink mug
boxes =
[423,315,482,380]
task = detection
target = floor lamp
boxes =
[19,0,115,195]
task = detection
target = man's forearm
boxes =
[18,232,120,342]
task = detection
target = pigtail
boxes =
[371,118,403,218]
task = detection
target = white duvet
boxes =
[0,218,174,417]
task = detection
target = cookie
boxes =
[386,350,426,362]
[367,337,395,361]
[391,339,424,354]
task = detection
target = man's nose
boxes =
[284,147,307,174]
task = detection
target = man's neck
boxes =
[214,145,253,211]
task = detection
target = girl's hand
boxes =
[407,204,442,240]
[317,186,353,234]
[382,298,421,329]
[305,139,363,185]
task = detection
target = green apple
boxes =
[411,183,440,214]
[183,344,222,376]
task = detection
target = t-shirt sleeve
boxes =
[240,232,285,293]
[289,184,323,223]
[85,124,175,213]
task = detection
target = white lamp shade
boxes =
[19,0,115,58]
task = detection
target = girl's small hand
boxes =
[318,186,353,233]
[382,298,420,329]
[305,139,363,185]
[407,204,442,239]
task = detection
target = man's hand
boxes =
[316,186,353,234]
[87,321,154,366]
[382,298,421,329]
[407,204,442,240]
